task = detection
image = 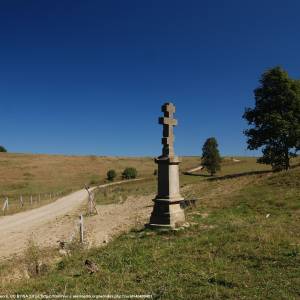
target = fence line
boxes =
[1,190,68,214]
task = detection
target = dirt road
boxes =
[0,179,152,260]
[186,165,204,173]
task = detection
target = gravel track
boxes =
[0,179,150,260]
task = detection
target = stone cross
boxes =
[159,102,177,157]
[148,101,185,229]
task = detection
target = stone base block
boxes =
[147,199,186,229]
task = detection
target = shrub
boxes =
[107,169,117,181]
[0,145,7,152]
[122,167,137,179]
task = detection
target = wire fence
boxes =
[1,189,73,215]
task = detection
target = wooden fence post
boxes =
[2,197,8,213]
[79,214,84,243]
[84,185,98,215]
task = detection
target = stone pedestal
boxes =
[148,102,185,229]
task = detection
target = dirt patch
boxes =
[85,195,153,246]
[0,180,147,261]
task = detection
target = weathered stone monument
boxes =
[148,102,186,229]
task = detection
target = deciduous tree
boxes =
[243,67,300,170]
[0,145,7,152]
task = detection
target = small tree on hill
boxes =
[107,169,117,181]
[243,67,300,171]
[202,137,221,176]
[0,146,7,152]
[122,167,137,179]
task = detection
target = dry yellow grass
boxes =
[0,152,199,197]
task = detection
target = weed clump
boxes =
[23,238,47,277]
[122,167,137,179]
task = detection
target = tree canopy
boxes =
[243,67,300,170]
[0,145,7,152]
[201,137,221,176]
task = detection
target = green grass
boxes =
[2,166,300,299]
[92,156,288,206]
[94,178,157,205]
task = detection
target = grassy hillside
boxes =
[0,153,199,214]
[0,153,204,195]
[0,152,281,215]
[93,156,300,206]
[0,153,155,196]
[2,165,299,299]
[2,153,297,199]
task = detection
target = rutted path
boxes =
[0,179,151,260]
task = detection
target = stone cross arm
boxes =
[159,117,178,126]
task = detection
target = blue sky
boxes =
[1,0,300,156]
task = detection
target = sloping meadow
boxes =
[2,167,299,299]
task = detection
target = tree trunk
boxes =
[284,147,290,170]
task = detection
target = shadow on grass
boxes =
[207,170,273,181]
[183,169,273,180]
[183,162,300,181]
[208,162,300,181]
[182,172,211,177]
